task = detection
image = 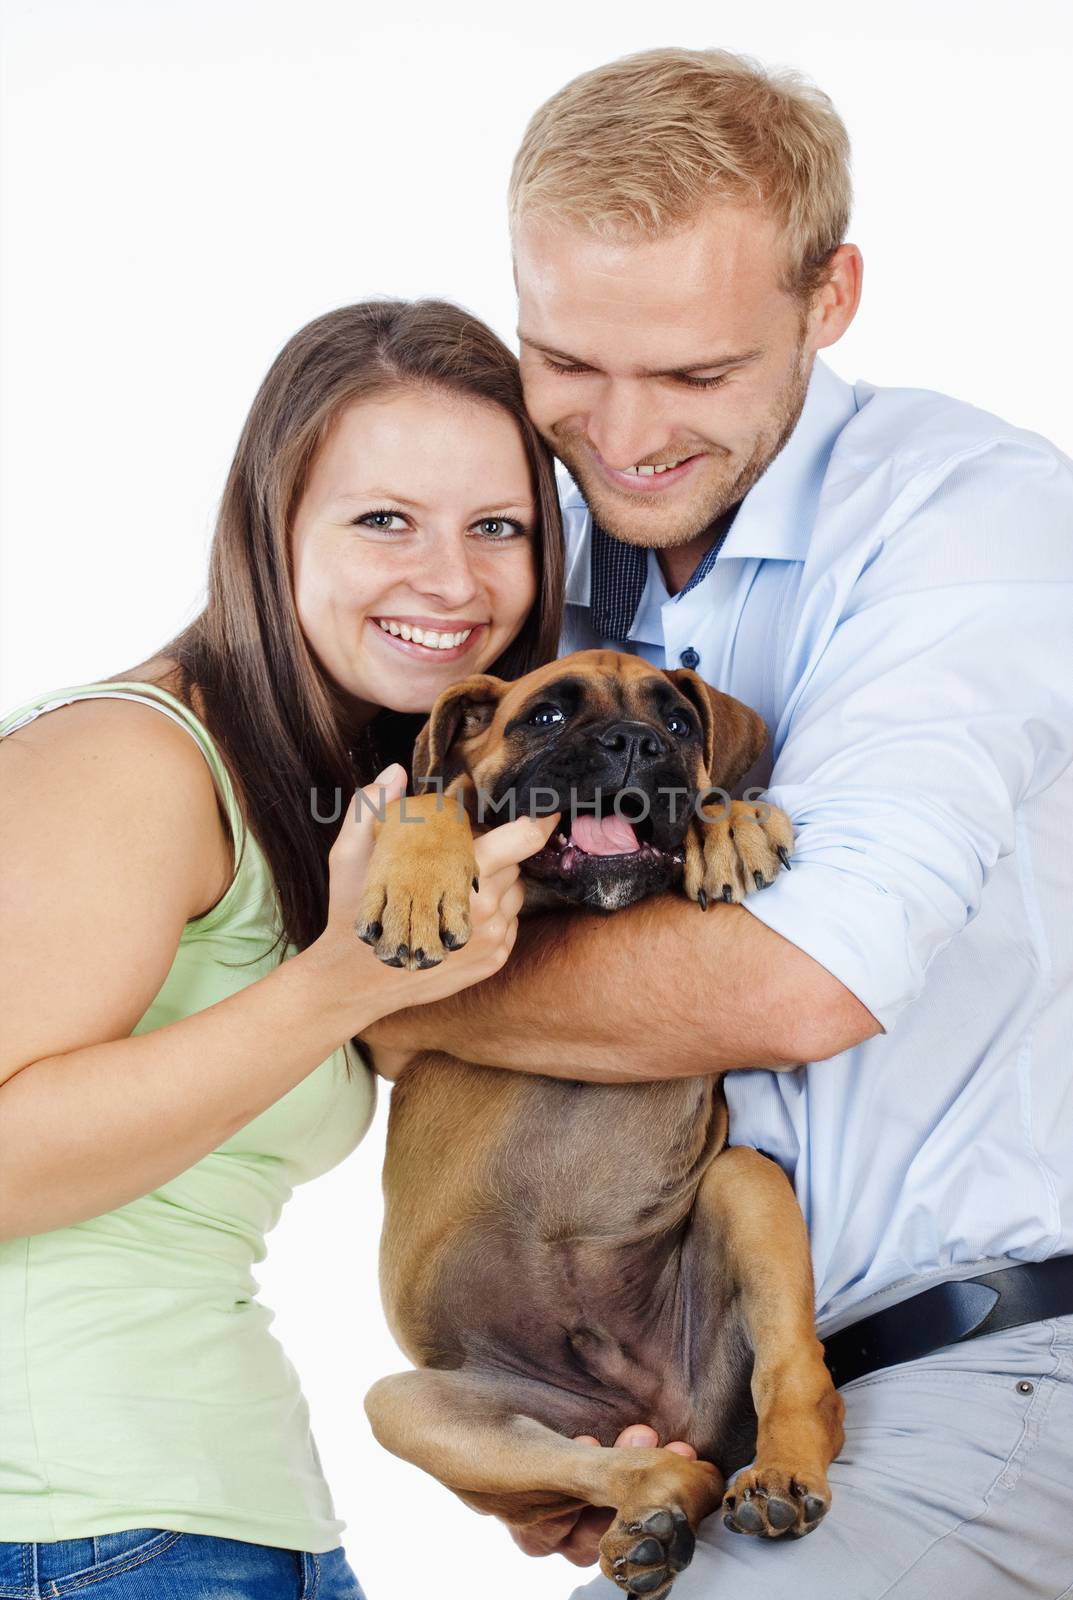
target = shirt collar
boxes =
[561,356,858,612]
[587,504,737,640]
[718,357,859,561]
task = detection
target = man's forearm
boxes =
[362,899,880,1080]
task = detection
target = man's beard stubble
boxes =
[551,346,814,551]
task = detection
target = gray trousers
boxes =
[568,1314,1073,1600]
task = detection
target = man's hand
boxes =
[508,1424,702,1566]
[364,1039,417,1081]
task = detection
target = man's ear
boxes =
[665,668,768,792]
[411,675,508,788]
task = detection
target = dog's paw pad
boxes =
[722,1471,830,1539]
[602,1505,695,1597]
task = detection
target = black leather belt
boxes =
[822,1256,1073,1388]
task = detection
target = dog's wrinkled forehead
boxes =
[414,647,767,796]
[493,651,679,731]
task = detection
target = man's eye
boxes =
[473,517,526,540]
[676,373,730,391]
[667,713,692,737]
[542,355,590,377]
[356,510,408,532]
[528,704,565,728]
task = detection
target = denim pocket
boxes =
[34,1530,183,1596]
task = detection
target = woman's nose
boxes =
[412,535,483,608]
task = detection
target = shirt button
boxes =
[679,647,700,669]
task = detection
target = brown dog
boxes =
[362,649,844,1598]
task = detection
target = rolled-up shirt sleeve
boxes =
[742,441,1073,1032]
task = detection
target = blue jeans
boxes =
[0,1531,368,1598]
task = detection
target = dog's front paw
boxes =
[683,799,793,908]
[355,794,477,969]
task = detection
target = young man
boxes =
[366,48,1073,1597]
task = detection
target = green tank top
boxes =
[0,681,376,1551]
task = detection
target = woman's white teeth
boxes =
[623,458,687,476]
[376,619,474,650]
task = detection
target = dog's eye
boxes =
[667,713,692,737]
[528,703,565,728]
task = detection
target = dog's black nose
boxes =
[596,721,667,761]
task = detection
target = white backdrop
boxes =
[2,2,1071,1597]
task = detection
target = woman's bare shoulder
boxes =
[1,658,233,917]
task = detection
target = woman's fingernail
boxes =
[373,763,403,785]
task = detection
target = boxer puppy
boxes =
[362,650,843,1599]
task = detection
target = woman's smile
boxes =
[367,615,488,662]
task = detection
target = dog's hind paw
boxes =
[600,1506,695,1597]
[722,1466,830,1538]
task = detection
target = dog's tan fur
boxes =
[362,651,843,1598]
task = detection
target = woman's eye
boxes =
[356,511,409,532]
[473,517,525,540]
[667,713,692,737]
[529,704,565,728]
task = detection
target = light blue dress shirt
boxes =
[558,359,1073,1332]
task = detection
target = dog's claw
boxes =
[777,846,792,871]
[722,883,734,903]
[472,875,480,892]
[357,919,382,945]
[753,870,766,891]
[697,888,708,912]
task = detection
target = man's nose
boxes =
[584,381,669,471]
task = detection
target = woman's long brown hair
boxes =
[155,300,564,952]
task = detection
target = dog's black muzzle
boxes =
[482,718,701,911]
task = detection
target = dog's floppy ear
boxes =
[411,674,508,788]
[666,668,768,792]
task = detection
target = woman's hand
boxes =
[509,1426,701,1565]
[316,764,559,1033]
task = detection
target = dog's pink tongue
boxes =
[570,814,640,855]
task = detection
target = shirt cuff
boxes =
[741,860,924,1033]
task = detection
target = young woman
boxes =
[0,299,564,1598]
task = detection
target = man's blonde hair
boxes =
[509,47,852,297]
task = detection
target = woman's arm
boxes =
[363,896,880,1081]
[0,701,538,1239]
